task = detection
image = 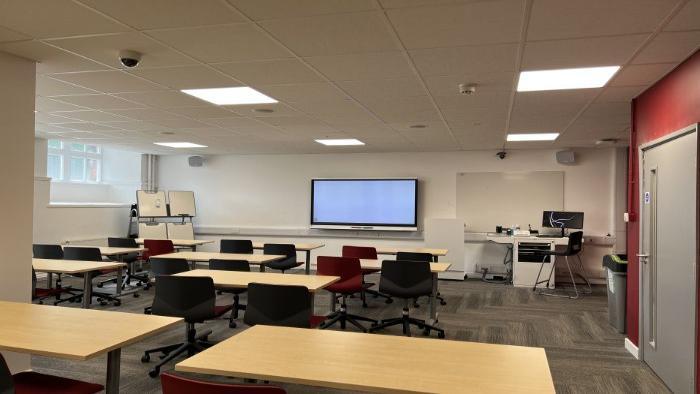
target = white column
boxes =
[0,51,36,372]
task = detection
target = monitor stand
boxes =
[560,227,566,238]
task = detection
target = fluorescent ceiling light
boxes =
[517,66,620,92]
[315,139,365,146]
[181,87,278,105]
[154,142,207,148]
[507,133,560,142]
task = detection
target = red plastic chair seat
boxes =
[362,268,381,275]
[213,304,233,317]
[13,371,103,394]
[161,372,286,393]
[325,274,363,294]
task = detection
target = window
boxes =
[47,139,102,183]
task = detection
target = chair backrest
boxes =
[143,239,175,260]
[342,245,378,260]
[0,353,14,394]
[161,372,286,394]
[151,276,216,322]
[379,260,433,298]
[316,256,362,280]
[108,237,137,248]
[244,283,313,328]
[63,246,103,261]
[32,244,63,259]
[565,231,584,255]
[209,259,250,272]
[396,251,433,263]
[150,257,190,276]
[220,239,253,254]
[263,243,296,265]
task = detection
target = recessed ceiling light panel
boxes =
[517,66,620,92]
[315,139,365,146]
[154,142,207,148]
[506,133,560,142]
[181,87,278,105]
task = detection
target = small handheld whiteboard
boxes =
[136,190,168,217]
[168,191,196,217]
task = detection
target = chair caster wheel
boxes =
[217,290,223,295]
[141,354,150,363]
[114,301,121,306]
[229,321,237,328]
[143,284,151,290]
[385,298,393,304]
[362,303,368,308]
[413,304,420,308]
[438,332,445,339]
[148,369,159,378]
[38,301,43,305]
[97,283,103,288]
[440,300,447,306]
[100,301,108,306]
[423,328,430,336]
[133,293,140,298]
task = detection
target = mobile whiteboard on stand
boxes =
[136,190,168,217]
[168,191,196,218]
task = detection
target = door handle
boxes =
[637,254,649,263]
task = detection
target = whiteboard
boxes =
[138,222,167,239]
[457,171,564,233]
[136,190,167,217]
[168,191,196,217]
[166,222,194,240]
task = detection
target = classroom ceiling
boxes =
[1,0,699,155]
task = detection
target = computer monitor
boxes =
[542,211,584,237]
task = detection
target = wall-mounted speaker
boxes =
[556,150,576,165]
[188,156,204,167]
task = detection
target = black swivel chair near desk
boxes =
[63,247,122,306]
[32,244,82,305]
[263,244,304,273]
[209,259,250,328]
[396,252,447,307]
[244,283,325,328]
[526,231,592,299]
[98,237,148,290]
[220,239,254,254]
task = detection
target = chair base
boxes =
[227,293,246,328]
[533,254,592,300]
[369,305,445,339]
[142,324,213,377]
[364,288,393,305]
[320,301,377,332]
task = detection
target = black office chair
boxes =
[143,257,190,315]
[369,260,445,338]
[220,239,254,254]
[244,283,324,328]
[98,237,148,290]
[528,231,591,299]
[63,247,121,306]
[209,259,250,328]
[141,276,233,378]
[263,244,303,273]
[32,244,81,305]
[396,252,447,307]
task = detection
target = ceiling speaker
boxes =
[188,156,204,167]
[556,150,576,165]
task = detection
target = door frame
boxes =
[637,123,698,376]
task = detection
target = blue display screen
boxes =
[311,179,417,227]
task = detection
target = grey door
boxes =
[641,127,697,394]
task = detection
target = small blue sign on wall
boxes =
[644,192,651,204]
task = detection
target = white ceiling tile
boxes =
[94,121,164,131]
[611,63,676,86]
[380,0,487,8]
[338,77,426,102]
[401,131,458,151]
[114,91,210,108]
[0,41,108,73]
[226,102,302,117]
[151,118,211,129]
[35,123,80,133]
[259,11,400,56]
[129,65,238,90]
[304,51,414,81]
[35,112,79,124]
[522,35,647,70]
[389,121,449,133]
[229,0,379,21]
[49,71,165,93]
[104,108,182,121]
[48,32,197,69]
[171,106,238,119]
[509,90,598,131]
[51,94,144,110]
[664,0,700,32]
[527,0,678,40]
[51,110,131,122]
[78,0,246,30]
[260,116,337,134]
[361,95,441,123]
[435,93,512,122]
[0,0,128,38]
[37,75,100,96]
[596,86,646,103]
[214,59,323,85]
[633,31,700,64]
[36,96,90,112]
[387,0,524,49]
[423,72,515,96]
[410,44,519,76]
[55,122,122,131]
[0,26,30,42]
[257,82,345,103]
[147,24,291,63]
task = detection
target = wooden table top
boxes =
[135,238,214,247]
[0,301,181,360]
[360,259,451,273]
[63,245,147,256]
[151,251,285,264]
[33,258,126,274]
[174,269,339,292]
[176,325,555,393]
[252,242,325,251]
[375,247,449,256]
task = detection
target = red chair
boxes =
[342,246,393,305]
[317,256,378,332]
[0,353,103,394]
[161,372,286,393]
[143,239,175,260]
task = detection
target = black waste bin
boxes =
[603,254,627,333]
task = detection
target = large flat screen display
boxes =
[311,179,418,230]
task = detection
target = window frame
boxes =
[47,140,102,184]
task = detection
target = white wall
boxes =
[158,148,624,278]
[0,51,35,372]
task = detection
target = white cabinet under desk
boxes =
[486,234,570,288]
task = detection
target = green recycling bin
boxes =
[603,254,628,334]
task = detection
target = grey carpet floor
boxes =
[31,272,669,393]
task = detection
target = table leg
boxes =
[105,348,121,394]
[259,264,266,273]
[305,250,311,275]
[47,273,53,288]
[82,272,92,309]
[428,273,438,325]
[328,292,336,314]
[115,267,123,296]
[433,255,438,262]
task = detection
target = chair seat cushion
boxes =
[13,371,103,394]
[325,274,363,294]
[213,304,233,317]
[362,268,381,275]
[310,315,326,328]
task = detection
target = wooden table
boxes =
[151,251,285,271]
[252,242,325,274]
[33,258,126,309]
[359,259,451,325]
[0,300,181,394]
[135,238,214,251]
[64,245,147,256]
[375,246,449,262]
[175,269,339,310]
[176,325,555,393]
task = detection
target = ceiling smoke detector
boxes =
[159,131,175,135]
[409,124,427,129]
[252,108,274,113]
[596,138,618,146]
